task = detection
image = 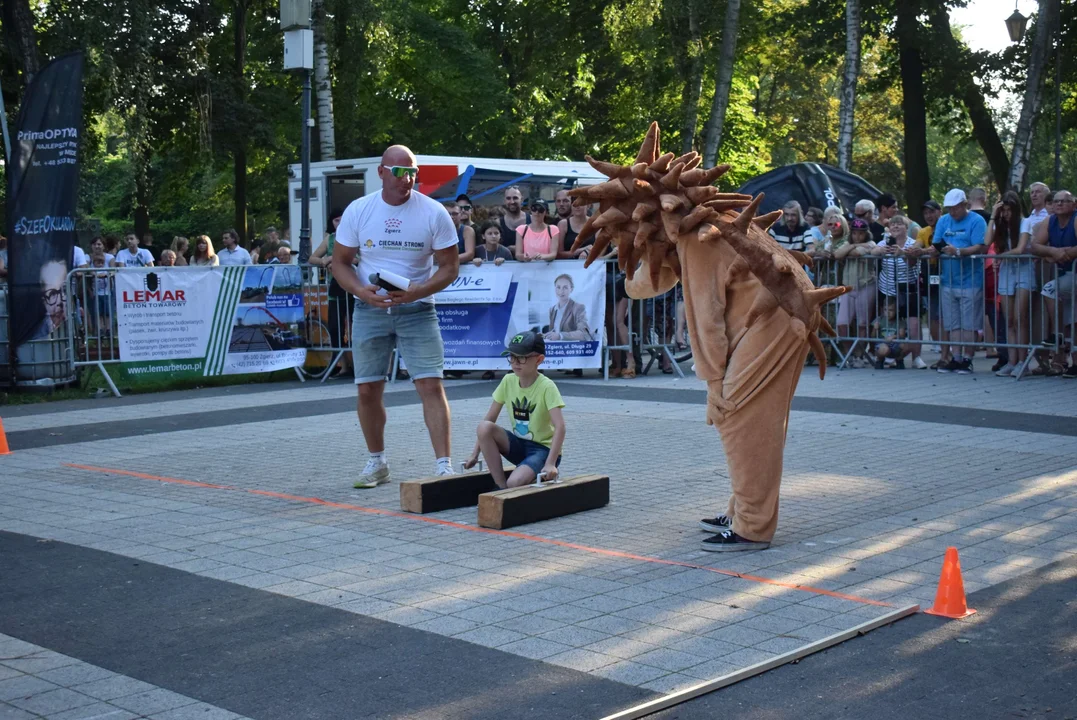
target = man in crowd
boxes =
[933,188,986,375]
[769,200,810,252]
[876,192,920,237]
[854,199,886,240]
[499,186,529,248]
[218,229,252,266]
[448,200,476,263]
[332,144,460,486]
[968,187,991,223]
[1022,182,1051,243]
[1031,189,1077,377]
[554,189,573,224]
[114,232,155,267]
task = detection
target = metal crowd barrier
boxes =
[809,252,1077,378]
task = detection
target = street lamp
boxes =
[1005,1,1061,189]
[281,0,314,262]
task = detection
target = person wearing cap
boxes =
[931,188,987,374]
[514,199,560,262]
[455,194,476,231]
[464,331,567,488]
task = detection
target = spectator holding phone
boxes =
[932,188,987,374]
[834,218,877,367]
[989,191,1034,376]
[873,215,927,368]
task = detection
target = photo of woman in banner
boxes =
[544,273,592,341]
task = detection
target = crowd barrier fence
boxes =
[45,252,1077,396]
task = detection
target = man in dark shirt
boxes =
[968,187,992,224]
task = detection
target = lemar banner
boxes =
[431,260,606,370]
[114,267,306,380]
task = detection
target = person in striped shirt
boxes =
[872,215,927,368]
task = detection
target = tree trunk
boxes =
[233,0,248,242]
[836,0,860,171]
[701,0,741,168]
[1008,0,1060,192]
[895,0,929,223]
[928,3,1010,193]
[2,0,41,84]
[312,0,336,160]
[679,0,703,154]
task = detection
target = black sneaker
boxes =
[991,359,1006,372]
[955,359,973,375]
[936,359,960,373]
[874,356,886,370]
[701,530,770,552]
[895,357,906,369]
[1063,365,1077,379]
[699,515,732,533]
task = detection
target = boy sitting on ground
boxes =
[871,302,909,369]
[464,331,566,488]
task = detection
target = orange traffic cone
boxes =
[924,546,976,618]
[0,418,9,455]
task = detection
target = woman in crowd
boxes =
[170,236,189,266]
[190,235,219,266]
[872,215,927,368]
[104,235,121,257]
[834,218,877,367]
[87,236,116,336]
[557,201,590,259]
[514,199,559,262]
[989,190,1036,376]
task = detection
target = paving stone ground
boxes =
[2,361,1076,709]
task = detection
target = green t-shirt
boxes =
[492,373,565,448]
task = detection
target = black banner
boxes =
[6,51,84,352]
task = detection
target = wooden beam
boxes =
[477,475,610,530]
[399,470,507,514]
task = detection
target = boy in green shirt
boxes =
[464,331,567,488]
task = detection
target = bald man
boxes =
[332,145,461,487]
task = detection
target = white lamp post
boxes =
[281,0,314,262]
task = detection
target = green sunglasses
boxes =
[383,165,418,178]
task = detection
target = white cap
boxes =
[943,189,967,208]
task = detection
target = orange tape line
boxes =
[63,463,891,608]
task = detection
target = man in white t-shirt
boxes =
[72,244,89,268]
[217,229,252,266]
[333,144,460,487]
[1021,182,1050,242]
[113,233,155,267]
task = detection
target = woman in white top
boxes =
[190,235,220,266]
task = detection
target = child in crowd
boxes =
[871,302,909,369]
[464,331,566,488]
[472,221,513,266]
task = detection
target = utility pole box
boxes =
[280,0,311,30]
[283,29,313,70]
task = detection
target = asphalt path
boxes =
[645,554,1077,719]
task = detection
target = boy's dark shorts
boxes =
[499,427,561,476]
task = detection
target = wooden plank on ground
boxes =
[477,474,610,530]
[399,470,508,514]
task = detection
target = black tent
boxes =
[736,163,881,216]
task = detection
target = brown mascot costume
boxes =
[569,122,849,552]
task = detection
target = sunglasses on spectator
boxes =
[382,165,418,178]
[530,206,546,212]
[459,205,472,211]
[508,353,537,364]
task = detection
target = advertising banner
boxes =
[5,52,84,360]
[114,266,306,380]
[433,260,605,370]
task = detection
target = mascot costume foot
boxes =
[568,122,849,552]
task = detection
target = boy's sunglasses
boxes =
[383,165,418,178]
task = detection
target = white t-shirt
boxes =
[72,246,89,268]
[114,247,154,267]
[336,190,457,303]
[218,246,253,266]
[1021,207,1049,236]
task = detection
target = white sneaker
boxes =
[435,463,456,477]
[995,363,1015,377]
[354,458,390,489]
[913,356,928,370]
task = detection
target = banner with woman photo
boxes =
[432,260,605,370]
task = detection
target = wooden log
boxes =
[399,470,508,514]
[477,474,610,530]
